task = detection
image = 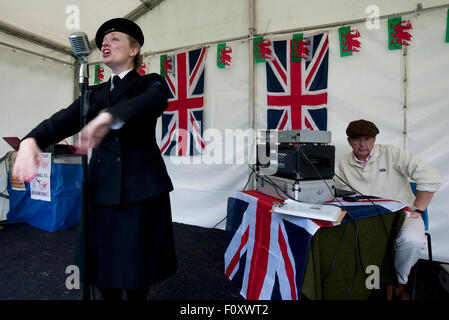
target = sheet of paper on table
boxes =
[271,199,346,223]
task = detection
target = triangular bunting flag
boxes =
[388,17,413,50]
[339,26,361,57]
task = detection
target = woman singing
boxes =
[12,18,177,300]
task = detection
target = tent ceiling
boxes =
[0,0,163,56]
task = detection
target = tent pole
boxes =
[72,60,81,146]
[0,41,72,66]
[248,0,256,189]
[402,46,408,151]
[0,20,73,56]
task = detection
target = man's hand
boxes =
[76,111,115,152]
[409,190,434,219]
[409,211,422,219]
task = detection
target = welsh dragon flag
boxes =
[217,43,232,69]
[338,26,362,57]
[94,64,104,84]
[388,17,413,50]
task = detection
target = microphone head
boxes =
[69,32,92,61]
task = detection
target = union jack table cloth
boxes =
[225,190,407,300]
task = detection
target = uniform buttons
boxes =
[117,157,121,162]
[115,137,120,142]
[97,159,103,164]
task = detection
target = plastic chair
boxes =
[409,182,432,300]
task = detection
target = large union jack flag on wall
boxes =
[266,33,329,130]
[161,47,206,156]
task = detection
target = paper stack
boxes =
[271,199,346,223]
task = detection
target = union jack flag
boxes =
[266,33,329,130]
[225,191,322,300]
[161,47,206,156]
[225,191,407,300]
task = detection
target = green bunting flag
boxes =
[217,43,232,69]
[339,27,352,57]
[446,8,449,43]
[338,26,362,57]
[160,54,173,77]
[160,54,168,77]
[253,36,265,63]
[388,17,413,50]
[94,64,104,84]
[253,36,273,63]
[291,33,305,62]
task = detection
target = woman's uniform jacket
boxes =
[26,70,173,203]
[24,70,177,288]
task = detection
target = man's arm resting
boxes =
[413,190,434,212]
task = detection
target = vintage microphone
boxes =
[69,32,93,301]
[69,32,92,88]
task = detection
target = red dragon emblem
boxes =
[256,38,274,60]
[341,29,362,53]
[138,62,147,75]
[95,66,104,83]
[218,46,232,67]
[292,37,311,60]
[162,56,173,75]
[390,20,413,46]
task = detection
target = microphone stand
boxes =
[78,59,92,301]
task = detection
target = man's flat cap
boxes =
[95,18,144,49]
[346,119,379,138]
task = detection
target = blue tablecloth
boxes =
[6,162,82,232]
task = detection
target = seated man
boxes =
[335,119,441,300]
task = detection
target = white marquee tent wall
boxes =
[0,0,448,263]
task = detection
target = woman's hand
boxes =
[12,138,43,183]
[76,111,115,152]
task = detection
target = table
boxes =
[6,155,82,232]
[225,190,405,300]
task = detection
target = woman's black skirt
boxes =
[78,193,177,290]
